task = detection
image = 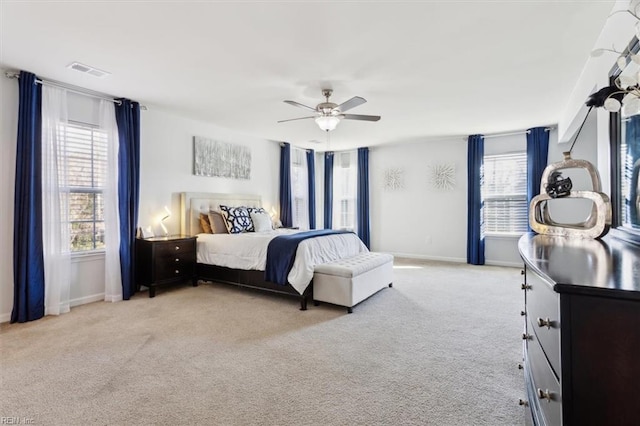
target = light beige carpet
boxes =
[0,259,525,425]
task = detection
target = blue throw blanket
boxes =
[265,229,353,285]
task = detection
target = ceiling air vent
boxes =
[67,62,110,78]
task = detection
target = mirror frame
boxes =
[610,37,640,243]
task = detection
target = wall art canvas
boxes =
[193,136,251,179]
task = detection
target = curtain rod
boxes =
[4,70,147,110]
[278,142,314,153]
[463,126,554,141]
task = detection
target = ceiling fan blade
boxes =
[342,113,381,122]
[337,96,366,112]
[284,100,317,112]
[277,116,317,123]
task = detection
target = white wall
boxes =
[369,138,468,262]
[0,78,280,322]
[138,108,280,236]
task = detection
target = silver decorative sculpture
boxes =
[428,163,456,190]
[529,152,611,239]
[383,167,405,191]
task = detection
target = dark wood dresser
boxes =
[135,235,197,297]
[518,233,640,426]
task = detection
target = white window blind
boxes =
[483,152,528,235]
[60,121,108,251]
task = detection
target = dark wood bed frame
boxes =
[197,263,312,310]
[181,193,312,310]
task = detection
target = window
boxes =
[332,151,357,231]
[290,148,309,229]
[483,152,528,235]
[60,121,108,251]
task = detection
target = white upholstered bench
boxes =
[313,252,394,313]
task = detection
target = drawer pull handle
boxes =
[521,283,531,290]
[517,363,523,370]
[537,388,554,402]
[518,399,529,407]
[175,270,180,274]
[175,246,180,251]
[537,317,553,329]
[175,258,180,263]
[522,333,532,340]
[520,310,526,316]
[521,270,525,275]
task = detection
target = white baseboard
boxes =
[389,252,522,268]
[0,293,105,324]
[70,293,105,307]
[389,252,466,263]
[485,260,523,268]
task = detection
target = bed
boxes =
[180,192,368,309]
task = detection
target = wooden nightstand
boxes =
[135,235,197,297]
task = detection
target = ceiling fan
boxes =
[278,89,381,131]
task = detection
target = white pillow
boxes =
[250,212,273,232]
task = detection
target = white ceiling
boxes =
[0,0,616,150]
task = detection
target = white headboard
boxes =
[180,192,263,236]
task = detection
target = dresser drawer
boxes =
[526,269,561,376]
[527,338,562,426]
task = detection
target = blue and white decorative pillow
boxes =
[219,205,253,234]
[246,207,268,231]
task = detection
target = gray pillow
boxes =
[208,210,229,234]
[250,212,273,232]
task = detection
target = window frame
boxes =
[482,151,529,237]
[290,147,309,229]
[332,151,357,231]
[60,119,107,254]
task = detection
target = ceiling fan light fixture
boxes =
[315,115,340,131]
[281,90,379,131]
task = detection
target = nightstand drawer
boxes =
[154,250,194,267]
[154,240,195,258]
[154,258,195,281]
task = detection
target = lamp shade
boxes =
[315,115,340,131]
[604,97,622,112]
[622,94,640,117]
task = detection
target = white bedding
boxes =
[196,229,368,294]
